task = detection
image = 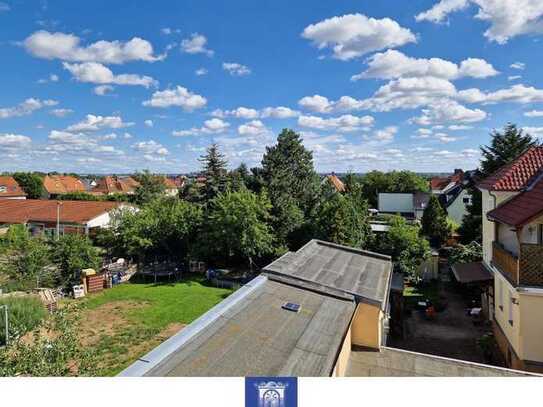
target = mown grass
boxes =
[76,274,233,375]
[403,280,441,307]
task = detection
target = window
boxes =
[0,186,6,193]
[463,196,471,204]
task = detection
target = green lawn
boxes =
[403,281,441,307]
[76,274,233,376]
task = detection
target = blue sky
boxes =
[1,0,543,174]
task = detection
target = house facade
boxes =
[430,169,472,225]
[378,192,429,220]
[0,199,129,237]
[478,147,543,373]
[0,176,26,200]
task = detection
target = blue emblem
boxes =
[245,377,297,407]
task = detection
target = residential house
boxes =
[162,177,179,197]
[430,169,473,224]
[119,239,531,377]
[0,199,129,236]
[325,173,346,192]
[378,192,430,220]
[478,146,543,373]
[0,176,26,200]
[43,175,86,198]
[92,175,140,195]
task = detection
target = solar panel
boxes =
[282,302,301,312]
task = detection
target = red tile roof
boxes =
[92,176,140,194]
[43,175,86,195]
[487,172,543,227]
[0,176,26,198]
[430,170,464,191]
[163,177,178,189]
[478,147,543,191]
[0,199,123,225]
[327,174,345,192]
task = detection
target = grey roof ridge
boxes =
[117,274,269,377]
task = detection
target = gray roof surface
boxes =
[264,240,392,308]
[143,279,355,377]
[347,347,537,377]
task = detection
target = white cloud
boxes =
[180,33,213,56]
[510,62,526,70]
[415,1,543,44]
[142,86,207,111]
[373,126,398,141]
[238,120,270,136]
[50,108,73,117]
[212,107,259,119]
[301,13,416,60]
[144,119,153,127]
[415,0,470,23]
[94,85,114,95]
[0,133,32,150]
[462,148,479,157]
[410,99,487,125]
[508,75,522,81]
[523,127,543,137]
[132,140,169,155]
[260,106,299,118]
[195,68,208,76]
[172,118,230,136]
[24,30,164,64]
[38,73,60,84]
[222,62,251,76]
[298,114,374,132]
[524,110,543,117]
[458,84,543,104]
[0,98,58,119]
[0,2,10,12]
[66,114,134,132]
[298,95,333,113]
[353,50,498,81]
[449,124,473,130]
[63,62,158,88]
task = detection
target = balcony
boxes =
[492,241,543,287]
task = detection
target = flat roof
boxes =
[451,262,492,284]
[264,240,392,308]
[132,277,355,377]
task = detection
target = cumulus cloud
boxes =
[410,99,487,125]
[458,84,543,104]
[415,0,543,44]
[373,126,398,141]
[415,0,470,23]
[523,127,543,137]
[63,62,158,88]
[353,50,498,81]
[510,62,526,70]
[0,98,58,119]
[195,68,208,76]
[260,106,299,118]
[132,140,169,156]
[180,33,214,56]
[222,62,251,76]
[212,106,299,119]
[0,133,32,150]
[144,119,153,127]
[301,13,416,60]
[66,114,134,132]
[212,107,259,119]
[37,73,59,84]
[298,114,374,132]
[24,30,164,64]
[298,95,333,113]
[142,86,207,111]
[238,120,270,136]
[172,118,230,136]
[94,85,114,95]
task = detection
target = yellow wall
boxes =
[332,324,352,377]
[494,272,522,357]
[519,291,543,363]
[350,302,382,349]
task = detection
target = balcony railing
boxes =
[492,242,519,285]
[492,241,543,287]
